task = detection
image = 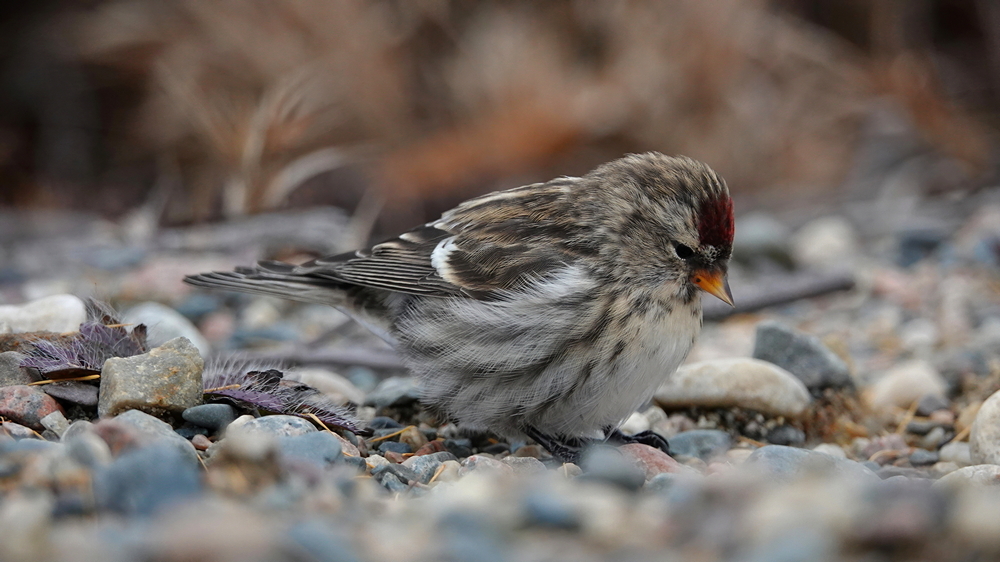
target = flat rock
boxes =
[935,464,1000,488]
[654,358,811,418]
[277,431,343,469]
[403,451,458,483]
[228,415,317,438]
[752,321,852,392]
[865,360,947,410]
[0,351,33,386]
[618,443,686,479]
[106,409,199,466]
[98,337,204,418]
[41,381,98,406]
[124,302,211,357]
[182,403,237,433]
[743,445,878,482]
[0,385,64,430]
[0,294,86,334]
[971,388,1000,465]
[668,429,732,461]
[92,442,202,516]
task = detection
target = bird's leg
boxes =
[604,426,672,457]
[523,426,588,464]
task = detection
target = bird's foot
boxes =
[523,427,588,464]
[604,427,672,457]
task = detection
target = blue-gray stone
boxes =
[278,431,343,468]
[744,445,878,482]
[182,403,237,432]
[364,376,420,409]
[112,409,199,467]
[668,430,732,461]
[443,438,473,458]
[367,416,403,430]
[92,442,202,516]
[580,445,646,490]
[286,521,362,562]
[371,462,419,485]
[403,451,458,483]
[377,441,411,455]
[766,425,806,446]
[523,493,580,529]
[344,366,378,394]
[41,381,98,406]
[908,448,939,466]
[753,321,852,392]
[0,438,60,456]
[371,468,410,493]
[646,472,679,492]
[233,415,317,437]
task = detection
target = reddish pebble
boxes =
[0,385,64,431]
[384,450,406,463]
[413,440,447,456]
[191,434,212,451]
[618,443,685,479]
[332,432,360,457]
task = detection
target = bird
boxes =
[185,152,735,462]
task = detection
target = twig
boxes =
[704,270,855,321]
[368,425,415,444]
[29,374,101,386]
[212,346,405,370]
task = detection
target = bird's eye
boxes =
[674,243,694,259]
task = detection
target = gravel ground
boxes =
[3,191,1000,561]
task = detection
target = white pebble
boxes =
[0,294,86,334]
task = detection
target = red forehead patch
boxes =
[698,195,735,248]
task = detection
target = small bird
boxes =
[185,152,734,461]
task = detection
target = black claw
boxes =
[524,427,585,464]
[605,428,672,457]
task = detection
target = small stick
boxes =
[29,374,101,386]
[368,425,415,444]
[895,400,920,434]
[204,384,241,393]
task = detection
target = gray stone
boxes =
[124,302,211,357]
[744,445,879,482]
[39,411,68,438]
[65,431,113,468]
[377,441,411,455]
[182,403,237,432]
[579,445,646,490]
[111,409,199,467]
[971,388,1000,465]
[92,442,202,516]
[229,415,317,438]
[522,493,580,529]
[753,321,852,392]
[766,425,806,446]
[916,393,950,416]
[402,451,458,483]
[732,213,794,268]
[364,376,420,409]
[0,294,86,334]
[503,456,547,475]
[277,431,343,469]
[654,358,811,418]
[41,381,98,406]
[909,449,939,466]
[935,464,1000,488]
[98,337,204,418]
[61,420,94,443]
[941,441,973,466]
[0,352,33,386]
[668,430,732,461]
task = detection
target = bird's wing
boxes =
[290,177,589,299]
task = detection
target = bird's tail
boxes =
[184,262,347,306]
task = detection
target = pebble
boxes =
[182,403,237,433]
[654,358,811,418]
[191,434,212,451]
[0,385,64,430]
[766,425,806,446]
[277,431,344,469]
[503,456,547,476]
[98,337,204,418]
[940,441,973,467]
[105,409,199,466]
[752,321,852,392]
[791,216,858,270]
[363,376,420,409]
[865,360,947,410]
[123,302,212,357]
[41,381,98,406]
[378,441,412,455]
[908,449,939,466]
[579,446,647,490]
[403,451,458,483]
[399,426,428,450]
[0,294,86,334]
[0,421,36,439]
[228,415,317,438]
[287,368,365,406]
[444,438,474,458]
[812,443,847,459]
[0,351,33,386]
[367,416,403,429]
[92,442,202,516]
[460,455,513,476]
[935,464,1000,488]
[667,429,732,461]
[743,445,878,482]
[970,388,1000,465]
[65,430,113,468]
[618,443,686,479]
[39,410,68,437]
[619,411,651,435]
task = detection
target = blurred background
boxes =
[0,0,997,228]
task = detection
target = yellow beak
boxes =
[691,269,735,307]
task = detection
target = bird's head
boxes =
[584,152,735,306]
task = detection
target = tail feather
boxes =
[184,270,346,306]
